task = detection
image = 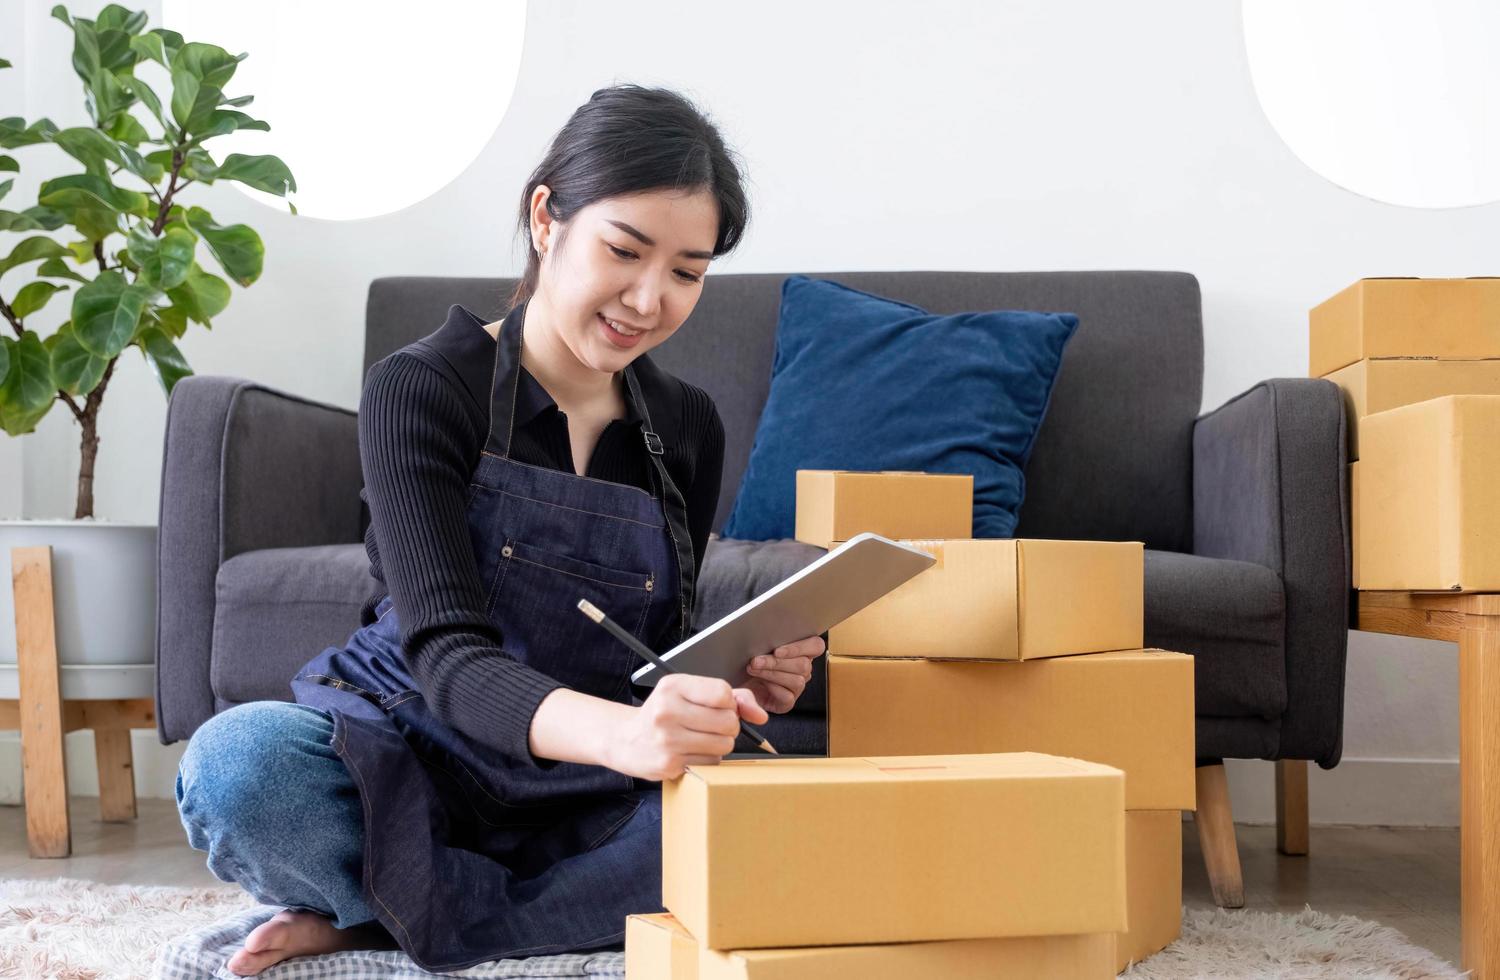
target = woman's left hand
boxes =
[744,635,825,714]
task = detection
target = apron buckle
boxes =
[642,429,665,455]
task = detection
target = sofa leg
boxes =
[1276,759,1310,856]
[1194,763,1245,908]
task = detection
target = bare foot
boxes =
[226,909,391,976]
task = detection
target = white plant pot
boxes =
[0,519,157,700]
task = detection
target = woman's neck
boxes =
[517,295,619,410]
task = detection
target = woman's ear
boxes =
[529,185,555,256]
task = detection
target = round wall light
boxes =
[158,0,527,220]
[1243,0,1500,209]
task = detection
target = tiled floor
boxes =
[0,800,1465,969]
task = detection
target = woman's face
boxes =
[531,186,719,376]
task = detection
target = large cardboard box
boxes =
[627,913,699,980]
[828,650,1195,811]
[662,752,1126,950]
[1357,395,1500,590]
[1324,358,1500,458]
[1113,810,1184,971]
[794,470,972,549]
[699,932,1116,979]
[828,538,1143,661]
[1309,277,1500,377]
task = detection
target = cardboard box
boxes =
[1309,277,1500,378]
[1324,358,1500,458]
[662,752,1126,950]
[627,913,699,980]
[828,538,1143,661]
[1351,462,1362,590]
[629,910,1119,980]
[794,470,972,549]
[1357,395,1500,590]
[828,650,1195,811]
[1113,810,1183,971]
[699,932,1116,980]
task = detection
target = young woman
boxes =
[175,84,826,976]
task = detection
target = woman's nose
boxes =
[622,278,662,320]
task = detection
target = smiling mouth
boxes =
[599,313,645,337]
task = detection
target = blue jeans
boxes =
[176,701,376,929]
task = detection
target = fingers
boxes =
[668,698,743,737]
[771,636,825,659]
[745,677,796,714]
[747,664,810,688]
[733,686,771,723]
[658,672,735,709]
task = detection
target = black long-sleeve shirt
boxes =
[356,303,725,764]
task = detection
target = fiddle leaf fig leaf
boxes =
[11,280,68,319]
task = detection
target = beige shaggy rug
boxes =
[0,877,1467,979]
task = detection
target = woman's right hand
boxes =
[604,673,770,782]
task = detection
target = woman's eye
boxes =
[608,242,700,283]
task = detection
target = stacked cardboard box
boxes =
[628,752,1127,979]
[791,470,1194,972]
[1311,278,1500,590]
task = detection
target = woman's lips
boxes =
[598,312,645,348]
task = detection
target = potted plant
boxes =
[0,4,294,692]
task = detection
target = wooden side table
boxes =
[1358,590,1500,977]
[3,545,155,858]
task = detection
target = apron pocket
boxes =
[499,538,656,592]
[486,536,656,700]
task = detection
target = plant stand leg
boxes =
[1460,608,1500,977]
[12,545,70,858]
[95,725,136,822]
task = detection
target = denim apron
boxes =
[290,304,697,972]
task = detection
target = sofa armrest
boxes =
[1192,377,1350,767]
[155,376,362,742]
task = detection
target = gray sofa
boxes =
[156,272,1349,890]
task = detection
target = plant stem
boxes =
[73,355,117,519]
[0,294,21,336]
[151,148,186,236]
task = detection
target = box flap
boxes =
[685,751,1120,787]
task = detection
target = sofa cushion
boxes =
[721,275,1078,541]
[212,537,836,731]
[211,544,379,705]
[1144,549,1286,720]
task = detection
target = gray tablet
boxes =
[630,532,937,688]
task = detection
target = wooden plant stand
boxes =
[3,545,155,858]
[1358,590,1500,978]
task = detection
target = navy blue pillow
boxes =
[722,276,1078,541]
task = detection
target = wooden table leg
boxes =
[11,546,70,858]
[1462,610,1500,977]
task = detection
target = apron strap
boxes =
[623,363,697,643]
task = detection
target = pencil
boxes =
[576,598,779,755]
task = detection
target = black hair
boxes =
[508,84,750,309]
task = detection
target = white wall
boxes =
[1,0,1489,821]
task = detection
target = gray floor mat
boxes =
[153,905,627,979]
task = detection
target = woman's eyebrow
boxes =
[605,219,714,260]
